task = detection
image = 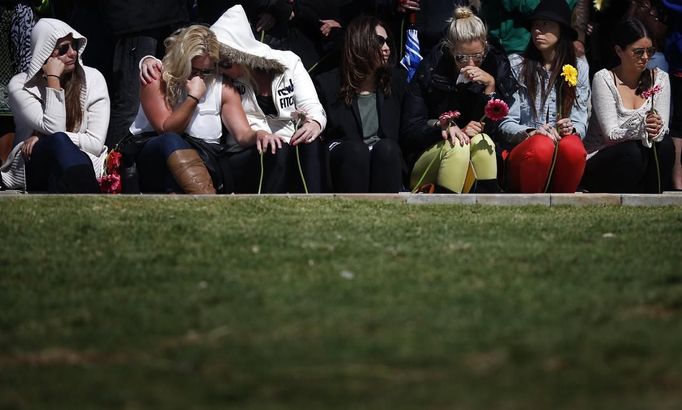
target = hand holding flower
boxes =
[256,130,285,154]
[555,117,574,137]
[645,111,662,140]
[438,111,468,146]
[463,120,484,138]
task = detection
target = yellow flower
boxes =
[561,64,578,87]
[593,0,606,11]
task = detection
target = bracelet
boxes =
[46,74,60,79]
[187,94,200,103]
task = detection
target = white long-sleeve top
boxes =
[584,68,669,155]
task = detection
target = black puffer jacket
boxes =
[400,38,518,163]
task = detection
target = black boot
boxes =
[474,179,502,193]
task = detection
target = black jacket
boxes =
[315,67,407,144]
[400,38,518,161]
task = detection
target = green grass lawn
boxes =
[1,197,681,409]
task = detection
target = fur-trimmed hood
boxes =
[210,5,285,73]
[26,18,87,82]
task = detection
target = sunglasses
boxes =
[454,51,486,64]
[375,35,391,47]
[55,39,78,56]
[218,60,233,70]
[631,47,657,58]
[190,67,216,78]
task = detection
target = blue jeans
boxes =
[26,132,99,193]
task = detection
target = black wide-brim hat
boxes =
[524,0,578,41]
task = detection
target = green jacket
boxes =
[480,0,577,55]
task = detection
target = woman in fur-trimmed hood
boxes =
[211,4,327,193]
[2,18,109,192]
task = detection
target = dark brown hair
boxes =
[520,24,577,119]
[339,16,394,106]
[63,61,84,132]
[612,17,653,95]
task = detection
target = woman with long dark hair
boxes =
[3,18,109,192]
[498,0,589,193]
[582,17,673,192]
[314,15,405,192]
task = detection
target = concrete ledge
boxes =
[551,193,622,206]
[2,192,682,206]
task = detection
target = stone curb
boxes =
[1,191,681,206]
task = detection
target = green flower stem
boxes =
[544,141,559,193]
[260,30,265,43]
[412,143,444,193]
[296,145,308,194]
[652,143,662,193]
[258,151,264,194]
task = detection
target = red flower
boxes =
[106,150,122,175]
[98,173,122,194]
[438,110,461,128]
[483,98,509,122]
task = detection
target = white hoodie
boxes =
[210,5,326,147]
[2,18,110,189]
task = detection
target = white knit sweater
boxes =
[584,68,669,155]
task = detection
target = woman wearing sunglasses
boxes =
[129,25,256,194]
[314,15,405,193]
[401,6,517,193]
[2,18,109,192]
[581,17,674,192]
[498,0,589,193]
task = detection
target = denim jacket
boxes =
[499,54,590,147]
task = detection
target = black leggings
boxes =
[582,137,674,193]
[328,139,403,193]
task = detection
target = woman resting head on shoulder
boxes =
[582,17,674,193]
[131,24,257,194]
[498,0,589,193]
[315,15,405,193]
[3,18,109,193]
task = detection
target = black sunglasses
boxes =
[218,60,233,70]
[191,67,216,78]
[55,39,78,56]
[375,34,391,47]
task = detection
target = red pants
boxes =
[507,134,586,193]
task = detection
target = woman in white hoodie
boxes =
[142,5,327,193]
[2,18,109,192]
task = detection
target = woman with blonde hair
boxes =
[401,6,516,193]
[3,18,109,192]
[129,24,256,194]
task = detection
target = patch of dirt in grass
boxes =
[0,348,128,367]
[620,305,678,319]
[463,350,508,375]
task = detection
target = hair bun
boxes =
[454,7,473,19]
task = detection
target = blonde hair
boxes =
[444,6,487,50]
[162,25,219,107]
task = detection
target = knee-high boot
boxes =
[166,149,216,194]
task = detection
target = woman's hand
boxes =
[463,120,484,137]
[555,118,574,137]
[185,76,207,101]
[319,19,341,37]
[140,57,163,85]
[21,136,39,160]
[290,120,321,146]
[42,57,65,78]
[256,131,286,154]
[459,66,495,93]
[529,124,561,142]
[645,111,663,140]
[397,0,420,13]
[442,124,469,147]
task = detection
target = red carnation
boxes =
[106,150,122,175]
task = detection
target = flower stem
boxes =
[652,143,662,193]
[412,143,444,193]
[260,30,265,43]
[296,145,308,194]
[543,141,559,193]
[258,151,264,194]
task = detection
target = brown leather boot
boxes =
[166,149,216,194]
